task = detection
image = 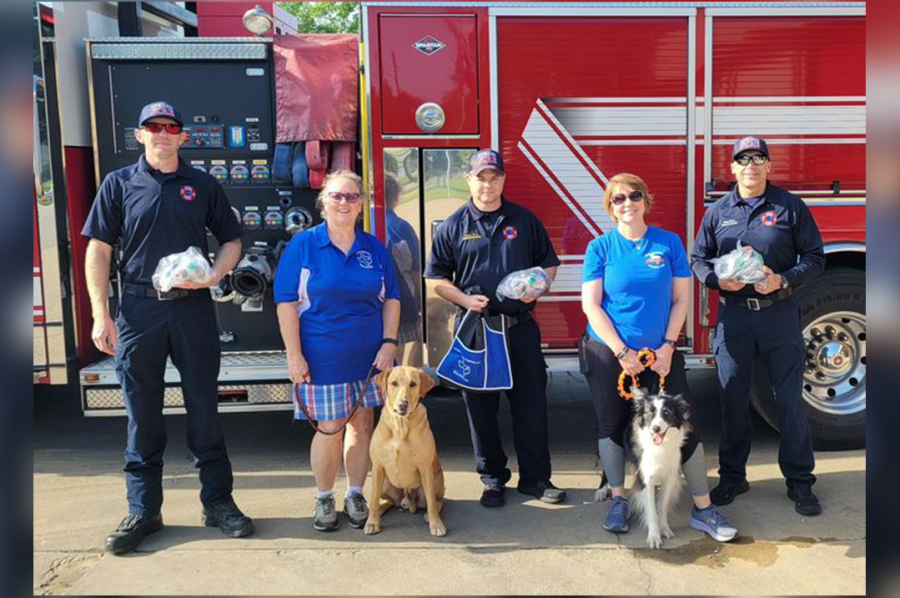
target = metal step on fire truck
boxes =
[33,1,865,449]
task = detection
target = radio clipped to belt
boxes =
[436,309,513,392]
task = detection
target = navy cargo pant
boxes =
[714,297,816,488]
[115,290,233,516]
[461,317,552,487]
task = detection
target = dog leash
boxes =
[293,365,379,436]
[617,348,667,400]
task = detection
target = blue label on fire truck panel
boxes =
[229,126,246,148]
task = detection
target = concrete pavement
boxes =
[34,371,866,595]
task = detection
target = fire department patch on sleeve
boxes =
[503,226,518,240]
[761,211,778,226]
[179,185,197,201]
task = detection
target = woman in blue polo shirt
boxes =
[581,173,737,543]
[274,170,400,533]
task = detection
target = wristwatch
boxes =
[615,346,631,360]
[663,339,677,349]
[780,276,790,290]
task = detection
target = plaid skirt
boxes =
[292,377,384,421]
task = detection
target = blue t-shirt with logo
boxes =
[274,223,400,384]
[582,226,692,349]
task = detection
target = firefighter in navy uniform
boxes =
[424,149,565,508]
[83,102,254,555]
[692,136,826,516]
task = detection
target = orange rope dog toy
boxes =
[617,348,667,400]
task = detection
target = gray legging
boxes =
[583,336,710,497]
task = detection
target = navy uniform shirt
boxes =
[424,197,560,315]
[82,155,243,285]
[691,183,825,297]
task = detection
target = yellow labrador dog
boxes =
[365,366,446,537]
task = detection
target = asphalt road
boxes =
[33,371,865,595]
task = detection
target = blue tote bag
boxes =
[437,309,513,391]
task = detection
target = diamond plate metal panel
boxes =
[91,43,267,61]
[85,383,293,411]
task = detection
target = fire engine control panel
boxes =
[89,39,322,352]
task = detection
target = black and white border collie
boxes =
[596,386,693,549]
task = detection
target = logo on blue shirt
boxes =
[645,251,666,269]
[356,250,374,269]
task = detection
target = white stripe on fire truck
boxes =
[518,140,600,237]
[547,104,864,138]
[520,100,616,236]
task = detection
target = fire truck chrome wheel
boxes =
[802,311,866,416]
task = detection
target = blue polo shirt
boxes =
[691,183,825,297]
[273,223,400,384]
[424,198,560,316]
[582,226,692,349]
[82,155,242,285]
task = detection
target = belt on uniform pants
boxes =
[719,287,792,311]
[123,282,206,301]
[503,311,533,328]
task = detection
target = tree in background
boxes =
[277,2,360,34]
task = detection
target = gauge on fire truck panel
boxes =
[251,164,270,183]
[208,164,229,183]
[242,210,262,231]
[230,164,250,184]
[264,209,285,231]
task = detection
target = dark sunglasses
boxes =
[143,122,183,135]
[611,190,644,206]
[326,191,362,204]
[734,154,768,166]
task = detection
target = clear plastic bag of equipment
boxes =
[496,267,551,301]
[151,246,214,292]
[712,241,767,284]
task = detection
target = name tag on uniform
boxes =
[462,232,482,241]
[719,218,738,229]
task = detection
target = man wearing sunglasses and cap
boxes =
[425,149,565,508]
[83,101,254,554]
[691,136,826,517]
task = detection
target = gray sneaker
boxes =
[343,493,369,529]
[313,496,339,532]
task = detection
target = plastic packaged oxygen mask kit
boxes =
[152,246,214,292]
[496,267,551,301]
[712,241,767,284]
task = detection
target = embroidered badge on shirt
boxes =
[761,211,778,226]
[179,185,197,201]
[503,226,518,240]
[356,250,374,269]
[645,251,666,269]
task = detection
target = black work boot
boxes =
[710,478,750,506]
[787,482,823,517]
[104,512,164,555]
[202,497,255,538]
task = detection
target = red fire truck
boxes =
[34,2,865,449]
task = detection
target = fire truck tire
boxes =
[750,267,866,450]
